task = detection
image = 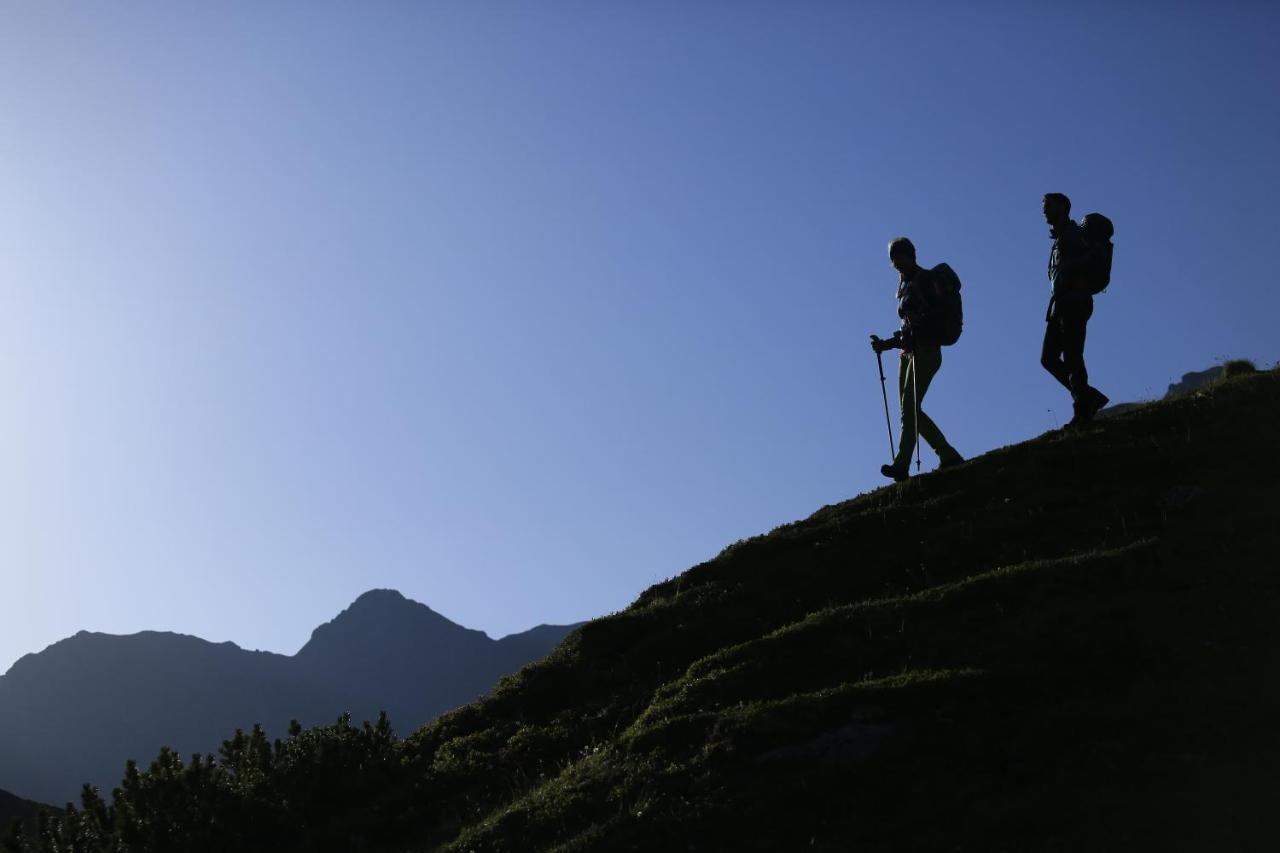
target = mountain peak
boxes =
[348,588,412,609]
[334,589,453,625]
[295,590,489,664]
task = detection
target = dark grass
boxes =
[1223,358,1256,377]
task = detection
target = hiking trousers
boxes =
[895,345,958,469]
[1041,296,1093,400]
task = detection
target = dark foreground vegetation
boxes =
[8,367,1278,852]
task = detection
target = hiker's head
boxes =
[887,237,917,276]
[1042,193,1071,225]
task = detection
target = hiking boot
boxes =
[1065,401,1086,429]
[1083,387,1109,419]
[1073,387,1110,425]
[938,451,964,470]
[880,464,909,483]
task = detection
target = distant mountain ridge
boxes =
[293,589,576,727]
[0,787,47,836]
[0,590,580,805]
[1100,360,1256,418]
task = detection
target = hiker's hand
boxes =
[871,335,898,354]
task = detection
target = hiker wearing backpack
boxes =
[1041,193,1112,426]
[870,237,964,482]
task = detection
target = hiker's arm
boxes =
[870,331,905,353]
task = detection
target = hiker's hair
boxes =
[887,237,916,259]
[1043,192,1071,214]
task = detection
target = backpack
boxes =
[928,263,963,346]
[1080,213,1114,294]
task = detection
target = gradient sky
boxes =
[2,2,1277,675]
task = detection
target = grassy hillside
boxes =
[406,366,1280,853]
[10,368,1279,853]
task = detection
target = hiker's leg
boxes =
[1041,312,1073,393]
[910,346,959,460]
[1060,298,1094,400]
[893,353,917,470]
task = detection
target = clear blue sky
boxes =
[2,2,1277,674]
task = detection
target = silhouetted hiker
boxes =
[1041,192,1109,426]
[870,237,964,482]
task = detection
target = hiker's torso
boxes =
[897,267,943,346]
[1048,220,1091,301]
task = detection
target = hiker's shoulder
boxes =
[1052,219,1084,239]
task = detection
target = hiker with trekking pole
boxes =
[1040,192,1113,427]
[869,237,964,483]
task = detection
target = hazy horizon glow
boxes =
[3,2,1278,673]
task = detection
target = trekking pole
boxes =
[910,352,921,472]
[871,340,895,460]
